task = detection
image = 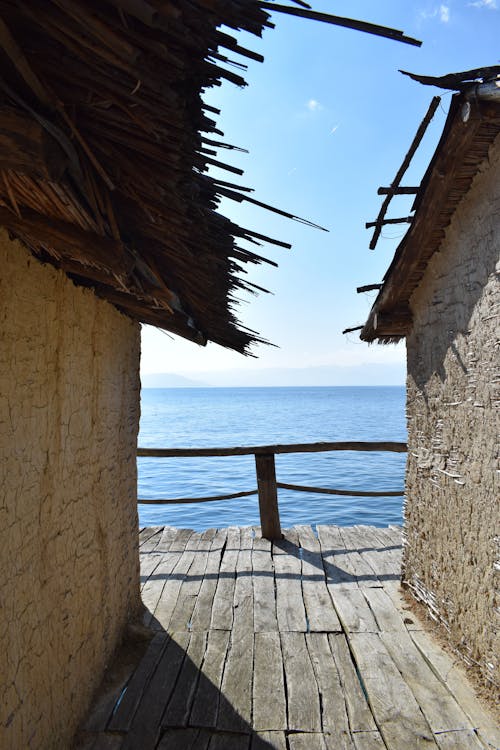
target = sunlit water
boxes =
[138,386,406,530]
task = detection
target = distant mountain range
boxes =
[141,362,405,388]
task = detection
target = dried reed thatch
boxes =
[0,1,419,353]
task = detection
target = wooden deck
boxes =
[78,525,499,750]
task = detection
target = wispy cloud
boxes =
[419,4,451,22]
[469,0,497,8]
[440,4,450,21]
[307,98,323,112]
[330,124,339,135]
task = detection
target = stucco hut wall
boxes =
[0,231,142,749]
[404,135,499,691]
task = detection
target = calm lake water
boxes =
[138,386,407,530]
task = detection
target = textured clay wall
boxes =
[0,231,142,749]
[405,135,499,692]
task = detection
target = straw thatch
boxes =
[0,0,279,352]
[0,1,420,352]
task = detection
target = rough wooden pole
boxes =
[255,453,282,540]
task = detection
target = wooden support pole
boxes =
[255,453,282,540]
[365,216,413,229]
[377,186,419,195]
[357,284,382,293]
[369,96,441,249]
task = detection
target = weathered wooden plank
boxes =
[138,528,173,588]
[367,525,403,553]
[351,526,400,580]
[306,632,350,735]
[274,532,307,632]
[168,528,196,552]
[190,529,227,631]
[317,525,359,588]
[157,727,211,750]
[434,729,484,749]
[280,632,322,732]
[168,528,216,632]
[218,540,254,733]
[352,731,386,749]
[83,632,154,733]
[74,731,123,750]
[324,731,356,749]
[380,628,472,733]
[209,732,251,750]
[253,632,287,732]
[381,583,424,630]
[190,629,231,728]
[252,533,278,632]
[218,629,254,732]
[152,534,203,630]
[139,526,163,547]
[210,527,241,630]
[141,550,183,627]
[120,631,190,750]
[162,631,207,728]
[388,524,403,539]
[250,732,287,750]
[141,530,195,624]
[155,525,182,553]
[338,527,382,586]
[362,587,407,633]
[329,588,379,633]
[139,552,164,590]
[288,734,328,750]
[108,633,169,732]
[139,527,164,553]
[296,525,341,632]
[347,632,437,749]
[409,630,500,749]
[328,634,377,733]
[232,526,254,635]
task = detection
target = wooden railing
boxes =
[137,441,407,540]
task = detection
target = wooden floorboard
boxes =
[76,525,497,750]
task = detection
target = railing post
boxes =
[255,453,282,540]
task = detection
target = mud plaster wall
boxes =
[405,135,499,692]
[0,231,142,749]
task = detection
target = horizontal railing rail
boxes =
[137,440,407,539]
[137,440,406,458]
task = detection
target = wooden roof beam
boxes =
[0,206,127,275]
[0,107,69,182]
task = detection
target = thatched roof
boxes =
[0,1,420,353]
[360,70,500,343]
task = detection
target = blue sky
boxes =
[141,0,499,385]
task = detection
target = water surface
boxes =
[138,386,406,530]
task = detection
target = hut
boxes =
[0,2,420,746]
[360,71,500,697]
[0,3,280,748]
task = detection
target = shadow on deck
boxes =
[75,525,499,750]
